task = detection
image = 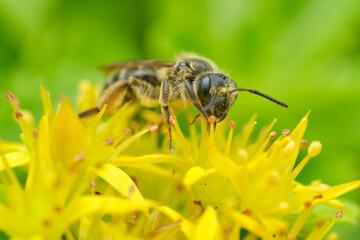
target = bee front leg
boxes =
[184,80,210,128]
[160,79,174,149]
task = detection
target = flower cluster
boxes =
[0,82,358,239]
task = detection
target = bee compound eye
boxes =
[199,76,211,102]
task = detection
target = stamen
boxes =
[267,171,280,185]
[269,131,277,139]
[90,180,95,188]
[169,116,176,125]
[284,140,295,155]
[304,201,312,209]
[54,205,62,213]
[128,185,135,195]
[327,233,338,240]
[208,115,216,124]
[149,124,159,133]
[14,110,23,119]
[6,91,14,101]
[105,138,114,145]
[316,219,323,227]
[33,129,39,138]
[74,150,86,163]
[122,128,131,136]
[237,149,248,165]
[308,141,322,157]
[131,121,140,130]
[43,219,51,227]
[313,194,322,199]
[242,209,252,216]
[229,120,236,129]
[282,129,290,136]
[279,202,289,211]
[59,93,66,101]
[335,210,343,219]
[300,139,308,148]
[175,218,183,224]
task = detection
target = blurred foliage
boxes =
[0,0,359,237]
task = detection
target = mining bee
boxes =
[79,53,288,148]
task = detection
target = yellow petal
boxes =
[40,83,54,122]
[0,142,27,154]
[0,151,30,170]
[314,181,360,206]
[93,163,145,204]
[229,210,273,240]
[155,205,195,239]
[65,196,149,225]
[195,207,222,240]
[111,154,187,171]
[183,167,218,190]
[50,99,88,168]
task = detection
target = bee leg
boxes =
[99,78,134,113]
[184,80,209,128]
[160,79,174,149]
[189,114,200,125]
[78,107,100,118]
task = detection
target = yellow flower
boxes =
[0,82,358,240]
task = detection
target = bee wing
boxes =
[100,60,175,72]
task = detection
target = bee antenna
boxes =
[232,88,288,108]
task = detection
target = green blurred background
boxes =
[0,0,359,238]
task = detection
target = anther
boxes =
[284,140,295,155]
[149,124,159,132]
[308,141,322,157]
[14,110,23,119]
[300,139,308,148]
[131,121,140,130]
[105,138,113,145]
[229,120,236,129]
[267,171,280,185]
[208,115,216,124]
[335,210,343,219]
[313,194,322,199]
[128,185,135,194]
[169,116,176,125]
[304,201,312,208]
[279,202,289,211]
[242,209,252,216]
[90,180,95,188]
[74,151,86,163]
[316,219,323,227]
[33,129,39,138]
[122,128,131,136]
[282,129,290,136]
[43,219,51,227]
[59,93,66,101]
[6,91,14,101]
[269,131,277,139]
[175,218,183,224]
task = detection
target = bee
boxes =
[79,53,288,148]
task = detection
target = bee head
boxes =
[197,73,238,122]
[197,73,289,123]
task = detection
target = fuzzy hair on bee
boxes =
[79,53,288,149]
